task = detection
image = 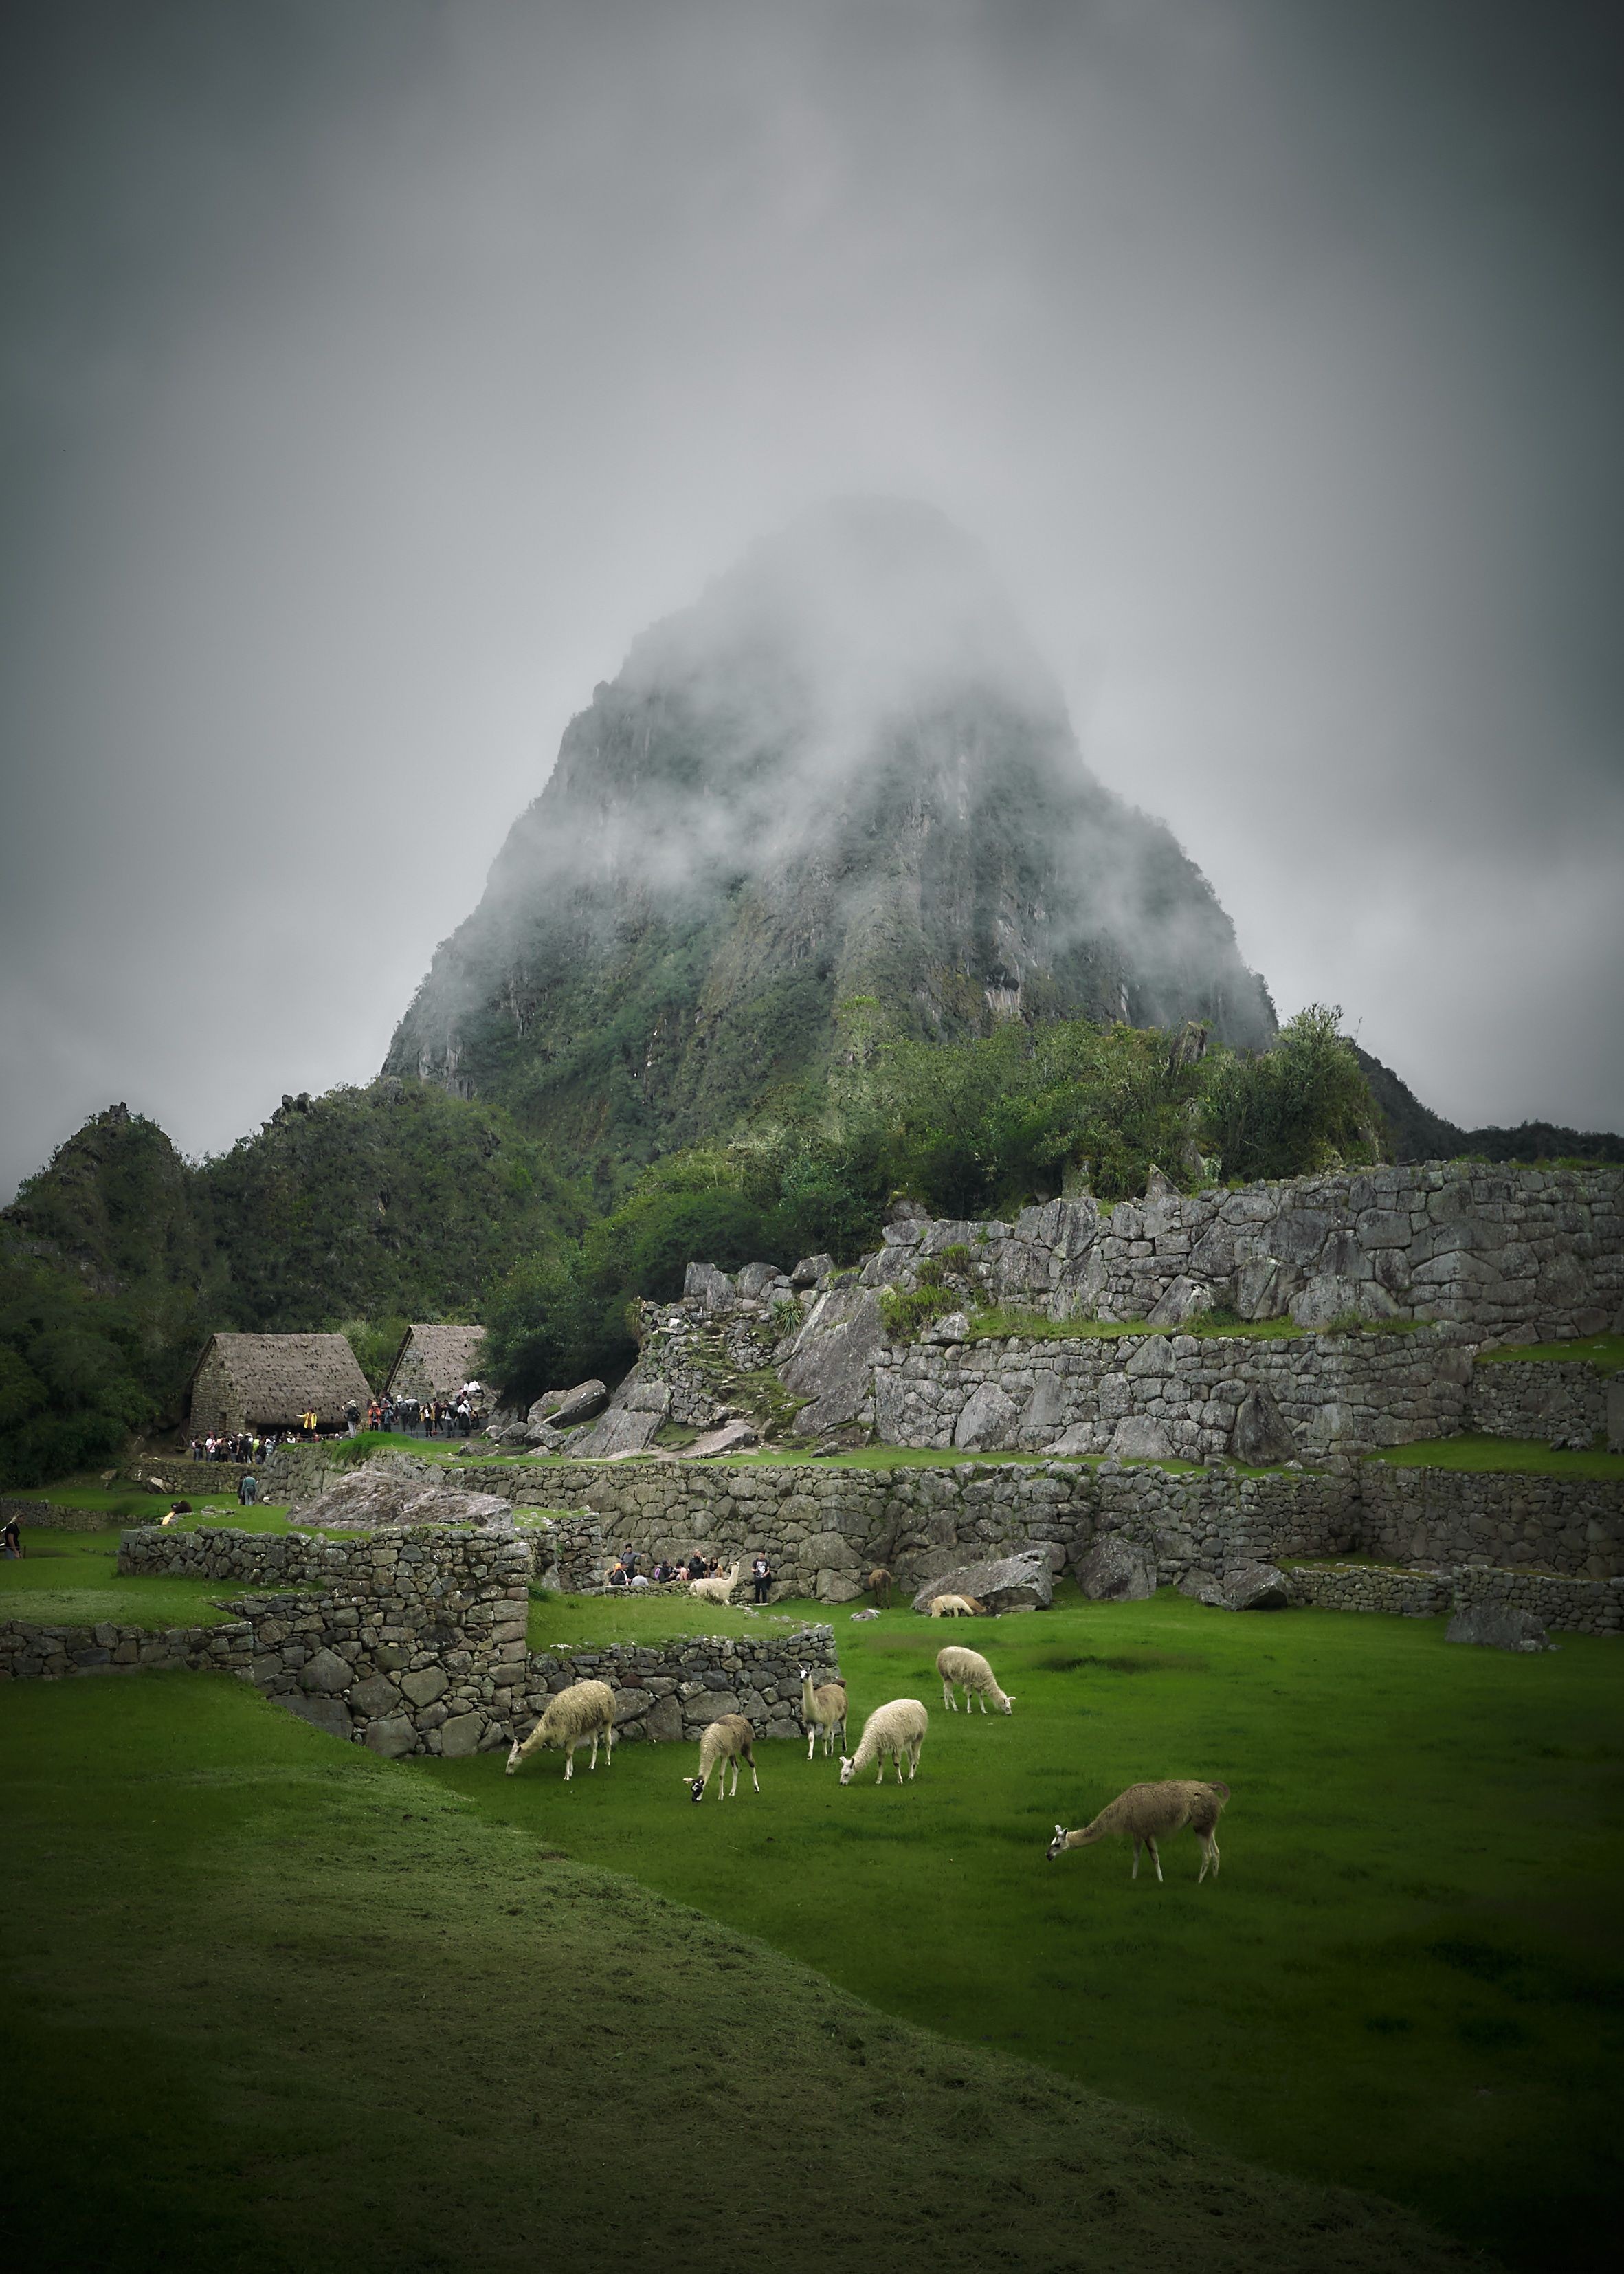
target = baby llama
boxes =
[1047,1780,1230,1883]
[686,1713,760,1802]
[799,1664,847,1758]
[506,1680,618,1781]
[928,1593,984,1618]
[838,1698,928,1787]
[936,1644,1014,1715]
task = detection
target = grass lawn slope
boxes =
[431,1591,1623,2270]
[0,1677,1469,2274]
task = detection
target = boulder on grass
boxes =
[528,1380,608,1428]
[1075,1537,1157,1602]
[1445,1604,1551,1653]
[911,1549,1052,1615]
[1177,1562,1290,1611]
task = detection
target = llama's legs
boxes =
[942,1681,955,1710]
[748,1756,760,1793]
[1131,1838,1140,1879]
[605,1727,614,1769]
[588,1731,600,1771]
[1148,1837,1164,1884]
[564,1743,575,1782]
[806,1727,816,1760]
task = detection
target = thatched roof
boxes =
[186,1333,371,1427]
[385,1323,489,1400]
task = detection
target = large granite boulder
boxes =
[1146,1275,1213,1329]
[686,1420,759,1459]
[780,1288,885,1435]
[1445,1604,1551,1652]
[911,1549,1053,1615]
[298,1464,514,1531]
[1178,1561,1291,1611]
[683,1261,737,1314]
[735,1261,790,1301]
[528,1380,607,1428]
[1109,1415,1175,1461]
[1233,1386,1297,1466]
[1075,1536,1157,1601]
[953,1381,1020,1451]
[572,1406,663,1459]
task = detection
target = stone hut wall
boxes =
[1358,1465,1624,1580]
[1464,1362,1610,1449]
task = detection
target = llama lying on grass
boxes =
[867,1565,893,1607]
[928,1593,984,1618]
[687,1713,759,1801]
[506,1680,617,1781]
[1047,1780,1230,1882]
[689,1561,740,1604]
[799,1665,847,1758]
[936,1645,1014,1715]
[839,1698,928,1786]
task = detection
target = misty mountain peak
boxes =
[386,507,1273,1167]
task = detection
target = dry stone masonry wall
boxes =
[1465,1362,1613,1450]
[1287,1561,1623,1635]
[515,1625,841,1749]
[1358,1464,1623,1580]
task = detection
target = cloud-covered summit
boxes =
[386,502,1274,1167]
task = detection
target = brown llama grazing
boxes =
[1047,1780,1230,1883]
[867,1565,893,1607]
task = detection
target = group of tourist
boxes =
[345,1385,484,1439]
[190,1433,270,1464]
[605,1548,775,1602]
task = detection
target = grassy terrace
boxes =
[1476,1332,1624,1374]
[1367,1435,1624,1481]
[2,1673,1473,2274]
[0,1518,326,1629]
[452,1587,1622,2271]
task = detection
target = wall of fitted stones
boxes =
[1285,1561,1623,1635]
[872,1327,1472,1467]
[115,1523,531,1756]
[502,1456,1356,1600]
[512,1624,841,1750]
[833,1162,1622,1343]
[1463,1362,1610,1450]
[122,1456,252,1494]
[0,1611,256,1681]
[1357,1466,1624,1579]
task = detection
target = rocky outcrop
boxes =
[298,1463,515,1532]
[1075,1537,1156,1601]
[911,1548,1054,1615]
[780,1288,885,1437]
[1445,1604,1552,1652]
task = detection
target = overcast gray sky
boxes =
[3,0,1621,1198]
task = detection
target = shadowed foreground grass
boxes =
[429,1591,1623,2271]
[1,1677,1469,2274]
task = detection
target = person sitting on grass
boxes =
[607,1559,629,1590]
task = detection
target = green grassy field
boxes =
[1,1675,1469,2274]
[1367,1434,1623,1479]
[429,1591,1623,2270]
[0,1525,323,1627]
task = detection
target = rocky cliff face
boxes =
[386,501,1274,1170]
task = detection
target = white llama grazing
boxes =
[838,1698,928,1786]
[936,1644,1014,1715]
[689,1561,741,1604]
[799,1664,847,1758]
[928,1593,984,1618]
[685,1713,759,1802]
[506,1680,618,1781]
[1047,1780,1230,1882]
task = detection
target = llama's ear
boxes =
[1054,1824,1065,1838]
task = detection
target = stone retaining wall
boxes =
[1,1495,129,1534]
[1286,1560,1623,1635]
[0,1612,257,1681]
[851,1162,1622,1341]
[1359,1464,1624,1579]
[872,1326,1471,1468]
[1465,1362,1610,1450]
[515,1625,841,1749]
[123,1457,252,1493]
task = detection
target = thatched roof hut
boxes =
[185,1333,372,1436]
[385,1323,489,1404]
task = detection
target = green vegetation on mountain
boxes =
[484,1004,1380,1404]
